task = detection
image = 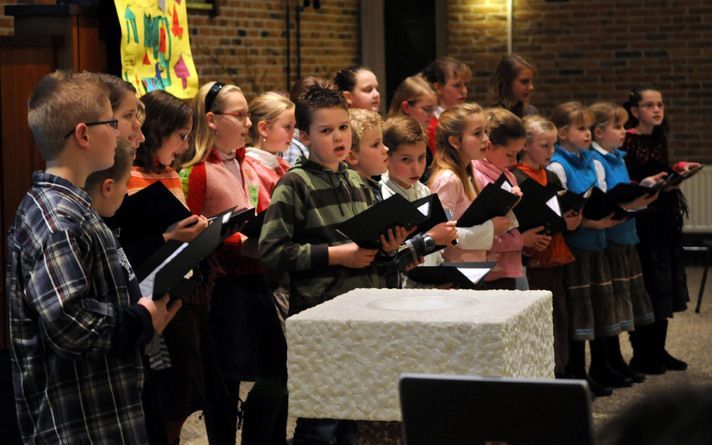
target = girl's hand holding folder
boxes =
[582,213,620,229]
[491,216,512,236]
[521,226,552,252]
[163,214,209,242]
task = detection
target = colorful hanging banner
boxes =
[114,0,198,99]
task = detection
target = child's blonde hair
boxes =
[388,74,437,118]
[485,107,526,146]
[588,101,628,139]
[349,108,383,152]
[248,92,295,146]
[136,99,146,125]
[551,101,591,130]
[184,81,244,168]
[85,139,135,193]
[522,115,557,143]
[430,102,484,200]
[383,116,426,154]
[28,71,109,161]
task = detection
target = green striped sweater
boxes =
[259,160,380,313]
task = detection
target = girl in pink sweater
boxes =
[245,92,295,212]
[428,103,511,265]
[473,108,551,289]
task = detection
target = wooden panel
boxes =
[75,15,108,73]
[0,44,55,349]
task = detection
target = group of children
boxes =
[6,52,700,445]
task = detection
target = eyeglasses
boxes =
[64,119,119,139]
[214,110,250,122]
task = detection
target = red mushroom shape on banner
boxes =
[175,55,190,89]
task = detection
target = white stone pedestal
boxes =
[286,288,554,421]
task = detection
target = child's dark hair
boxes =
[98,73,137,111]
[422,57,472,86]
[334,65,369,93]
[485,107,526,146]
[487,54,536,113]
[295,80,347,132]
[136,90,192,173]
[289,76,323,105]
[623,84,668,134]
[598,384,712,445]
[85,139,135,193]
[383,115,426,154]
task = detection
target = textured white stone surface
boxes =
[286,288,554,421]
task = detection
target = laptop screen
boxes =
[399,374,594,445]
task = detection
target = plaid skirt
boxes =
[605,241,655,329]
[564,248,621,341]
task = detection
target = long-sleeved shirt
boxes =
[183,147,263,277]
[7,172,152,444]
[381,174,443,267]
[428,169,494,263]
[473,159,524,280]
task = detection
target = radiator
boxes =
[681,168,712,234]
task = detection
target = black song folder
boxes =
[336,193,429,248]
[111,180,193,239]
[406,262,496,289]
[136,216,223,298]
[514,178,566,234]
[656,164,704,189]
[557,187,593,213]
[457,177,519,228]
[408,193,450,239]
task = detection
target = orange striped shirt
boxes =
[127,166,187,207]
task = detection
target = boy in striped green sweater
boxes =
[258,81,389,444]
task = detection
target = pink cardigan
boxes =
[429,169,492,263]
[473,159,524,281]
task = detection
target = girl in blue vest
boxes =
[588,102,665,387]
[547,102,625,397]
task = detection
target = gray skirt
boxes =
[564,248,621,341]
[605,241,655,329]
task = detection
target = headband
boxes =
[205,81,225,112]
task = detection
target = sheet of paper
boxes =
[139,242,189,298]
[417,202,430,216]
[546,195,562,216]
[456,267,490,285]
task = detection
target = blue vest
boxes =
[590,147,639,245]
[551,144,606,251]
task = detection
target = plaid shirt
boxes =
[6,172,150,444]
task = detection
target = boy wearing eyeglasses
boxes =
[6,71,181,444]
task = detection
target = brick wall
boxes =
[2,0,709,161]
[0,0,360,99]
[447,0,712,163]
[188,0,360,98]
